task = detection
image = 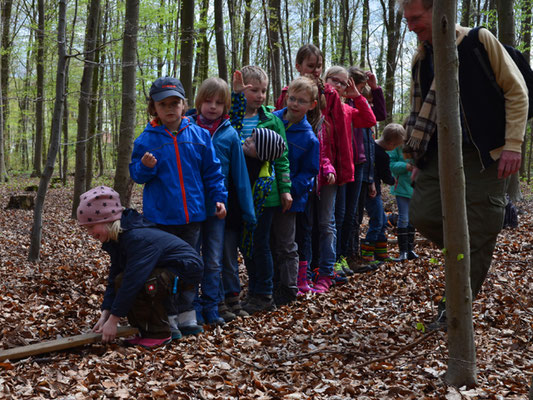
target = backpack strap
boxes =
[468,26,504,97]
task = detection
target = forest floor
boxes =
[0,175,532,399]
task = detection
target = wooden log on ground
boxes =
[6,195,35,210]
[0,326,138,362]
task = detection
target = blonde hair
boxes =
[241,65,269,85]
[108,219,123,242]
[195,77,231,115]
[323,66,349,81]
[382,123,406,144]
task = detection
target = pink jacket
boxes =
[342,95,377,166]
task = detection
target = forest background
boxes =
[0,0,531,190]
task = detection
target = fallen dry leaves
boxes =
[0,177,531,399]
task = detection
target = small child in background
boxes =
[230,67,292,314]
[129,76,227,337]
[361,123,405,264]
[77,186,204,348]
[388,136,418,262]
[272,76,320,302]
[188,77,256,326]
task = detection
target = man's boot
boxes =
[391,227,409,262]
[407,225,419,260]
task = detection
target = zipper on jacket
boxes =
[164,121,190,223]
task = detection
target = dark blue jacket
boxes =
[101,209,203,317]
[361,128,375,184]
[273,109,319,212]
[188,113,256,224]
[129,118,227,225]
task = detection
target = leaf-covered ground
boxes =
[0,176,531,399]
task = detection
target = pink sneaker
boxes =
[313,276,332,293]
[124,335,142,346]
[297,262,317,294]
[128,336,171,349]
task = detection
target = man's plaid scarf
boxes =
[403,46,437,162]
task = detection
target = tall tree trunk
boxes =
[519,0,532,177]
[267,0,281,100]
[1,0,11,177]
[461,0,471,26]
[28,0,67,262]
[312,0,320,45]
[242,0,252,66]
[228,0,238,73]
[179,0,194,104]
[0,37,5,182]
[339,0,349,65]
[113,0,139,207]
[214,0,228,81]
[193,0,209,91]
[360,0,369,67]
[71,0,101,218]
[284,0,293,81]
[433,0,477,387]
[32,0,45,177]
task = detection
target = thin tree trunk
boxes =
[360,0,369,67]
[433,0,477,387]
[242,0,252,66]
[267,0,281,100]
[461,0,471,26]
[228,0,238,73]
[214,0,228,81]
[284,0,293,81]
[71,0,101,218]
[179,0,195,103]
[312,0,320,45]
[519,0,531,177]
[32,0,45,177]
[28,0,67,262]
[1,0,11,177]
[113,0,139,207]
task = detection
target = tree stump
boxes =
[6,195,35,210]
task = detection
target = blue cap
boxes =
[149,77,186,102]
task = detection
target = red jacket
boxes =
[276,84,354,185]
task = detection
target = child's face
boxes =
[200,95,225,121]
[326,72,349,97]
[85,223,110,243]
[286,89,317,123]
[243,79,268,113]
[154,96,184,129]
[296,54,323,78]
[242,134,258,158]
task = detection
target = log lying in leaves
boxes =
[0,326,138,362]
[6,195,35,210]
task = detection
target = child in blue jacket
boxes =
[272,76,320,302]
[77,186,204,348]
[129,77,227,337]
[188,77,256,325]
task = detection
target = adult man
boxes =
[400,0,528,329]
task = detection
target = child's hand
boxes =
[233,71,253,94]
[101,315,120,343]
[93,310,110,333]
[280,192,293,212]
[368,182,377,198]
[344,78,360,99]
[215,202,227,219]
[141,152,157,168]
[366,71,378,89]
[326,173,336,185]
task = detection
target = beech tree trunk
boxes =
[113,0,139,207]
[519,0,531,178]
[360,0,369,67]
[461,0,471,26]
[71,0,101,218]
[1,0,11,174]
[312,0,320,45]
[214,0,227,81]
[268,0,281,100]
[433,0,477,387]
[32,0,44,177]
[179,0,194,103]
[29,0,67,262]
[242,0,252,67]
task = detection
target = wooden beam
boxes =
[0,326,139,362]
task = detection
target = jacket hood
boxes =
[120,208,156,231]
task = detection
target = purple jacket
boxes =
[353,87,387,164]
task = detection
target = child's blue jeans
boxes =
[365,193,387,242]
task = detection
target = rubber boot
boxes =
[297,261,316,294]
[361,240,375,263]
[407,225,419,260]
[374,240,391,262]
[391,228,409,262]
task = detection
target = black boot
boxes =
[407,225,419,260]
[391,227,409,262]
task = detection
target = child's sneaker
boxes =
[332,271,348,286]
[242,294,276,315]
[339,256,354,276]
[226,295,249,317]
[168,314,183,340]
[218,301,237,322]
[313,275,332,293]
[136,336,172,349]
[178,310,204,336]
[333,260,347,277]
[204,309,225,326]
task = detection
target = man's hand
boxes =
[93,310,110,333]
[141,152,157,168]
[280,192,293,212]
[101,314,120,343]
[498,150,521,179]
[215,202,227,219]
[233,71,253,94]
